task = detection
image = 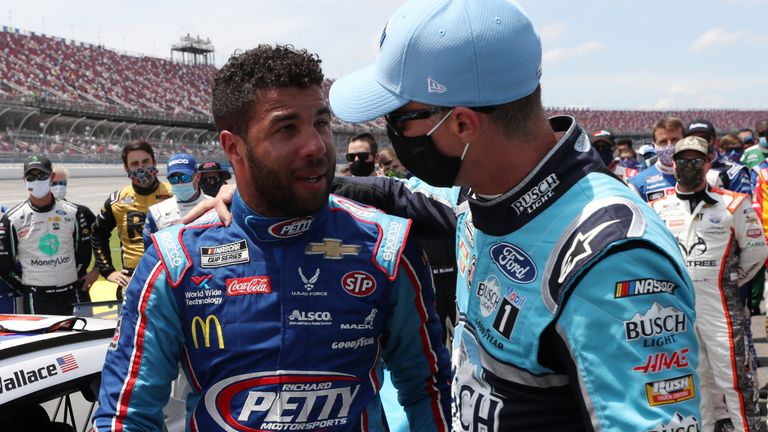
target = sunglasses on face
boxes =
[384,108,445,136]
[24,172,50,182]
[167,173,193,184]
[51,181,67,186]
[675,158,706,169]
[345,152,371,163]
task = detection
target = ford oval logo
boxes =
[489,242,537,284]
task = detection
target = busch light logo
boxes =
[204,372,361,431]
[489,243,536,284]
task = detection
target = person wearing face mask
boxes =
[197,161,232,197]
[0,155,93,314]
[50,166,100,298]
[650,136,767,432]
[345,133,380,177]
[740,121,768,169]
[628,117,687,201]
[590,129,640,181]
[142,153,212,249]
[720,134,745,164]
[192,1,702,428]
[685,119,752,197]
[91,140,172,298]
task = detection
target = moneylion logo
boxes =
[191,315,224,349]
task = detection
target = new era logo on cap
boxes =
[427,78,447,93]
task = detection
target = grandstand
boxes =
[0,25,767,164]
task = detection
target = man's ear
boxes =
[220,131,244,163]
[450,107,482,145]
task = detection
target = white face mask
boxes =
[51,185,67,200]
[26,180,51,199]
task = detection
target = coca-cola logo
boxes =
[226,276,272,296]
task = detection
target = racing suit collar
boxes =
[230,191,327,242]
[132,178,160,196]
[467,115,608,236]
[655,160,675,175]
[27,198,56,213]
[675,184,717,212]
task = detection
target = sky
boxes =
[4,0,768,110]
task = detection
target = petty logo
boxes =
[489,242,536,283]
[204,372,361,431]
[39,233,59,256]
[268,216,313,239]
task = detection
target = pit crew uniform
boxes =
[91,181,172,281]
[142,192,212,249]
[0,199,92,314]
[650,185,766,431]
[93,192,451,431]
[337,116,702,431]
[628,160,677,202]
[708,154,751,196]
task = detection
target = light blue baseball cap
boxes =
[329,0,542,123]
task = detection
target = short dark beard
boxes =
[244,145,334,217]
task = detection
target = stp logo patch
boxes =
[341,272,376,297]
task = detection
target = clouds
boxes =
[543,41,607,65]
[689,28,746,53]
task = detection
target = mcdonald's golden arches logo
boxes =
[191,315,224,349]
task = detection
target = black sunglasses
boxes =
[24,172,50,182]
[384,106,497,136]
[675,158,706,169]
[345,152,372,163]
[51,181,67,186]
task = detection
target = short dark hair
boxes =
[486,85,544,138]
[121,140,155,166]
[757,120,768,137]
[212,44,324,138]
[652,117,685,142]
[347,133,378,154]
[616,138,634,148]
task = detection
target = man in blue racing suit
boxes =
[328,0,703,430]
[93,45,450,431]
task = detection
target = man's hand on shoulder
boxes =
[182,184,236,226]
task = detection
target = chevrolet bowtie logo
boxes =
[305,239,361,259]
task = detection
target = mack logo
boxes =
[625,303,687,341]
[648,412,700,432]
[489,242,536,283]
[615,279,677,298]
[201,239,249,268]
[305,239,361,259]
[633,348,689,374]
[380,221,403,262]
[288,310,332,326]
[205,372,360,431]
[268,216,314,239]
[645,374,696,407]
[191,315,224,349]
[511,173,559,215]
[341,271,376,297]
[341,308,377,330]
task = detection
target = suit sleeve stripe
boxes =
[113,261,164,431]
[716,234,750,431]
[401,254,449,432]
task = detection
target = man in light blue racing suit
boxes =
[93,44,450,432]
[328,0,703,430]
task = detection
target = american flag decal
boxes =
[56,354,78,373]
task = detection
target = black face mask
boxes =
[596,146,614,166]
[386,126,462,187]
[200,178,224,197]
[349,160,376,177]
[675,165,705,190]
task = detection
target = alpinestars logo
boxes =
[558,220,618,283]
